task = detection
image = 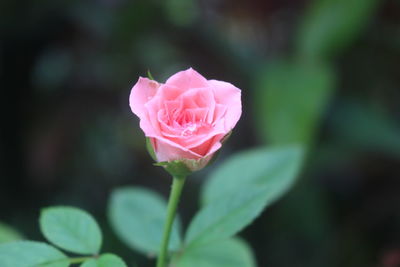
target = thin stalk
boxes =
[156,176,187,267]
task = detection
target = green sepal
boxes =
[154,160,193,178]
[147,70,155,81]
[145,138,157,161]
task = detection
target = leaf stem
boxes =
[156,175,187,267]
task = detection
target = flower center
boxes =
[163,106,212,137]
[181,122,199,136]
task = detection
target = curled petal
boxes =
[208,80,242,131]
[129,77,160,119]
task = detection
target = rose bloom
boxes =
[129,68,242,171]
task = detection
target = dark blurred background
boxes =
[1,0,400,266]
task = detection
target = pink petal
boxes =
[186,107,209,123]
[138,116,159,138]
[189,134,223,156]
[212,104,227,125]
[159,108,210,137]
[158,84,186,101]
[164,99,181,110]
[208,80,242,131]
[205,136,224,156]
[151,137,203,162]
[142,96,164,136]
[158,110,181,137]
[165,68,208,91]
[129,77,160,119]
[179,87,216,121]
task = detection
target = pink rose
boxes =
[129,68,242,170]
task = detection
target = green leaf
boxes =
[254,60,334,145]
[202,145,304,205]
[40,206,102,255]
[0,222,23,243]
[186,184,276,247]
[81,254,127,267]
[173,238,256,267]
[108,187,182,255]
[297,0,378,60]
[0,241,68,267]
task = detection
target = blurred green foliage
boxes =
[297,0,379,60]
[40,207,103,255]
[331,101,400,158]
[0,223,23,244]
[255,61,334,146]
[109,187,182,255]
[172,238,255,267]
[0,241,69,267]
[0,208,127,267]
[201,146,303,204]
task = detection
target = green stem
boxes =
[156,175,187,267]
